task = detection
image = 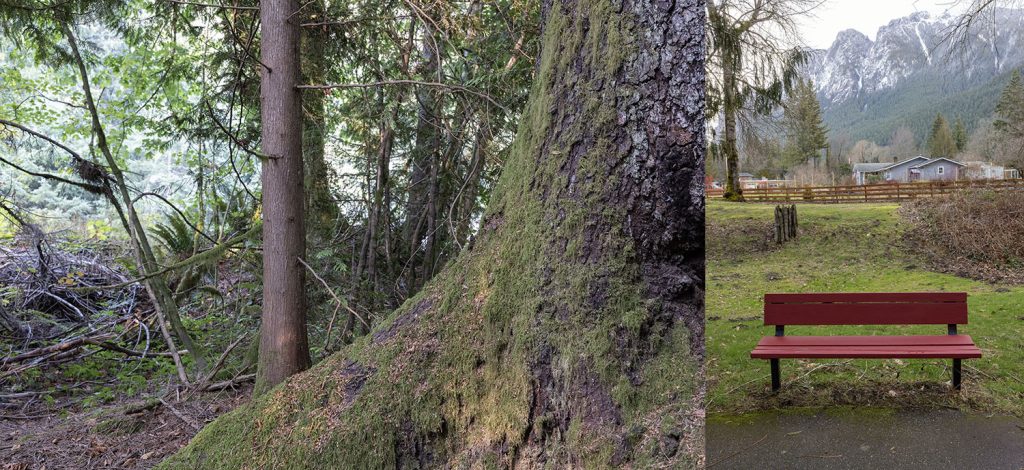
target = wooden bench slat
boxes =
[755,335,977,347]
[765,292,966,303]
[751,346,982,359]
[764,302,967,325]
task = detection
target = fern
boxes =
[151,213,194,260]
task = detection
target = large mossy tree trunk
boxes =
[163,0,705,467]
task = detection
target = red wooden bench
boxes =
[750,292,982,391]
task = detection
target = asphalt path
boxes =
[707,409,1024,469]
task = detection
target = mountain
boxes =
[807,9,1024,145]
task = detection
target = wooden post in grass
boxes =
[774,204,797,243]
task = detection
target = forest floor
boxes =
[0,386,249,470]
[706,200,1024,416]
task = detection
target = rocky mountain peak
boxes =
[809,9,1024,109]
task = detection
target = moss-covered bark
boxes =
[160,0,705,467]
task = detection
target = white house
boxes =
[964,161,1011,180]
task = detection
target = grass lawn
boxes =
[706,200,1024,416]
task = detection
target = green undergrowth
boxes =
[160,2,698,468]
[707,200,1024,417]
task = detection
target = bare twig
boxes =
[297,257,370,349]
[159,397,200,431]
[188,333,249,396]
[707,433,769,468]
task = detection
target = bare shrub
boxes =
[900,190,1024,282]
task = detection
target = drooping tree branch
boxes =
[0,119,109,194]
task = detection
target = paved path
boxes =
[707,409,1024,469]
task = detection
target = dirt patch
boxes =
[901,190,1024,284]
[706,218,777,260]
[0,388,249,469]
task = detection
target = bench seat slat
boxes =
[751,347,982,359]
[751,335,981,359]
[755,335,977,347]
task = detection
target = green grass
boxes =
[706,200,1024,416]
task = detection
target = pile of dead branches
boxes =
[900,189,1024,283]
[0,230,158,381]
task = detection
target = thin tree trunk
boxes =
[722,48,744,201]
[350,99,398,338]
[256,0,311,394]
[455,119,490,247]
[301,10,337,243]
[405,20,442,294]
[365,106,397,291]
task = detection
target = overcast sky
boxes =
[798,0,967,49]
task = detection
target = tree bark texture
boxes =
[164,0,705,467]
[255,0,311,394]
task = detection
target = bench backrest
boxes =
[764,292,968,326]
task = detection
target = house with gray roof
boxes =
[910,157,965,182]
[852,162,889,185]
[853,156,965,185]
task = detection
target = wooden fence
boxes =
[705,179,1024,203]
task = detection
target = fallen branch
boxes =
[68,223,260,293]
[187,333,249,396]
[0,333,115,367]
[159,397,200,431]
[204,373,255,392]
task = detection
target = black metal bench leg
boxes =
[953,359,961,390]
[771,359,780,392]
